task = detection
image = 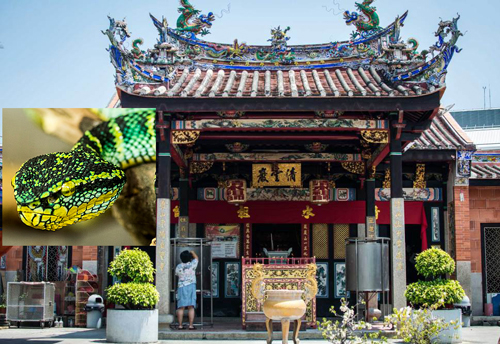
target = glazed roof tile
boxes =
[470,151,500,179]
[410,111,475,151]
[132,66,427,98]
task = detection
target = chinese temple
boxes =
[104,0,473,325]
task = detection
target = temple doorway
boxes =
[251,224,301,258]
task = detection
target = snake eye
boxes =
[28,201,41,210]
[48,195,58,204]
[61,181,76,197]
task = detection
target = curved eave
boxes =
[117,85,442,113]
[167,11,408,53]
[393,43,459,82]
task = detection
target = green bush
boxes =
[106,248,159,309]
[414,247,455,278]
[405,248,465,308]
[108,248,155,283]
[107,283,159,310]
[405,279,465,307]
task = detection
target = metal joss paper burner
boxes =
[251,263,318,344]
[345,237,390,319]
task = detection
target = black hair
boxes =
[180,250,193,263]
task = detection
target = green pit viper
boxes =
[12,109,156,231]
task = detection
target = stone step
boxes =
[158,329,397,340]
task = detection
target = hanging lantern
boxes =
[225,179,247,205]
[309,179,330,206]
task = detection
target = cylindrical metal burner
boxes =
[346,238,390,292]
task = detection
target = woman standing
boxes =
[175,250,198,330]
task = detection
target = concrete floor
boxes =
[0,326,498,343]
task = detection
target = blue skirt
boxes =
[177,283,196,308]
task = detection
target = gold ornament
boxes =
[302,205,315,219]
[341,161,365,175]
[303,264,318,305]
[361,149,372,160]
[369,166,377,179]
[190,161,213,174]
[237,206,251,219]
[383,168,391,188]
[172,205,180,218]
[360,130,389,144]
[413,163,426,188]
[172,130,200,144]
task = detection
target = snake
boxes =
[12,109,156,231]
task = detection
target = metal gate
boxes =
[483,226,500,293]
[26,246,70,282]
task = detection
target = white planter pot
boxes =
[106,309,158,343]
[432,309,462,344]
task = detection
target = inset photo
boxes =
[3,109,156,246]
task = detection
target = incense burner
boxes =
[251,263,317,344]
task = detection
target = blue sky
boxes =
[0,0,498,110]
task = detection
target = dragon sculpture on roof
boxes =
[256,26,295,63]
[344,0,381,35]
[176,0,215,36]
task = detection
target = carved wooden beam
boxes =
[192,152,362,162]
[172,119,388,131]
[171,144,188,169]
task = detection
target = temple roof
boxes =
[132,65,428,99]
[469,152,500,179]
[409,111,475,151]
[104,0,462,103]
[471,162,500,179]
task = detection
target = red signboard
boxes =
[225,179,247,205]
[309,179,330,205]
[168,201,429,251]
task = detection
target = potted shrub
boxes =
[0,294,6,315]
[105,248,159,343]
[405,247,465,343]
[0,294,7,326]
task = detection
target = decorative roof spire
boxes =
[344,0,381,38]
[176,0,215,37]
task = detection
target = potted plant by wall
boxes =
[404,247,465,344]
[106,248,159,343]
[0,294,6,315]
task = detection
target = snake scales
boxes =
[12,109,156,231]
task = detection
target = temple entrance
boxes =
[251,224,301,258]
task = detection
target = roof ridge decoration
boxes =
[344,0,381,39]
[103,0,463,99]
[176,0,215,37]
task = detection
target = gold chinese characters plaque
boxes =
[252,163,301,187]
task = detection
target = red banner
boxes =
[168,201,428,251]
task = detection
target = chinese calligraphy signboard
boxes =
[309,179,330,205]
[302,224,310,257]
[252,163,301,187]
[244,223,252,257]
[225,179,247,204]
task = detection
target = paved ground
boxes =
[0,326,498,343]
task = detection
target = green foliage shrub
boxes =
[106,282,159,310]
[405,248,464,308]
[405,279,465,307]
[414,247,455,278]
[106,248,159,310]
[108,248,155,283]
